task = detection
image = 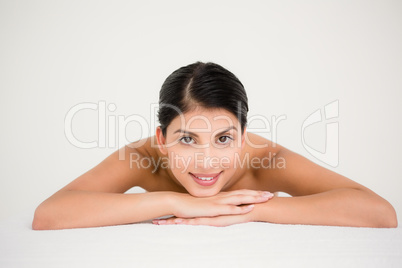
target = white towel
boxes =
[1,209,401,267]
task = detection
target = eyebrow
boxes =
[173,126,238,137]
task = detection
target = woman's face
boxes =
[156,107,245,197]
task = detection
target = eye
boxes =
[179,136,195,145]
[217,135,233,145]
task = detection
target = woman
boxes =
[32,62,397,230]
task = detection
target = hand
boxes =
[152,213,254,227]
[163,189,274,220]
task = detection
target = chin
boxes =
[188,188,221,197]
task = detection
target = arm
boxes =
[250,189,397,227]
[250,146,398,228]
[32,140,271,230]
[32,143,171,230]
[33,188,272,230]
[32,190,177,230]
[33,190,270,230]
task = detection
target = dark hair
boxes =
[158,61,249,136]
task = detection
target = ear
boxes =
[156,126,168,155]
[241,127,247,149]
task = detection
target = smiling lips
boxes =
[190,172,222,186]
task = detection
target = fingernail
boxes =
[262,191,273,198]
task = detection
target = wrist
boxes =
[248,199,273,223]
[247,204,260,222]
[166,191,187,216]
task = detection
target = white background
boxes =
[0,0,401,223]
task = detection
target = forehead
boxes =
[168,107,239,130]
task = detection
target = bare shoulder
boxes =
[248,133,367,196]
[243,132,283,160]
[59,137,157,193]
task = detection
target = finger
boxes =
[215,204,255,216]
[153,216,179,225]
[220,189,265,197]
[183,214,250,227]
[221,192,274,205]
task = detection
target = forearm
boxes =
[250,188,397,228]
[32,191,177,230]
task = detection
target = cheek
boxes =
[166,149,194,172]
[215,147,241,169]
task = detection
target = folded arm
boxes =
[250,146,398,228]
[32,143,174,230]
[250,188,397,227]
[32,144,271,230]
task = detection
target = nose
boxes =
[194,145,216,170]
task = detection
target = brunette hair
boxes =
[158,62,248,136]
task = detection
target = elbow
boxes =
[31,219,45,231]
[372,199,398,228]
[382,207,398,228]
[32,205,46,230]
[32,204,55,230]
[353,189,398,228]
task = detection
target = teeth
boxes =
[196,176,214,181]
